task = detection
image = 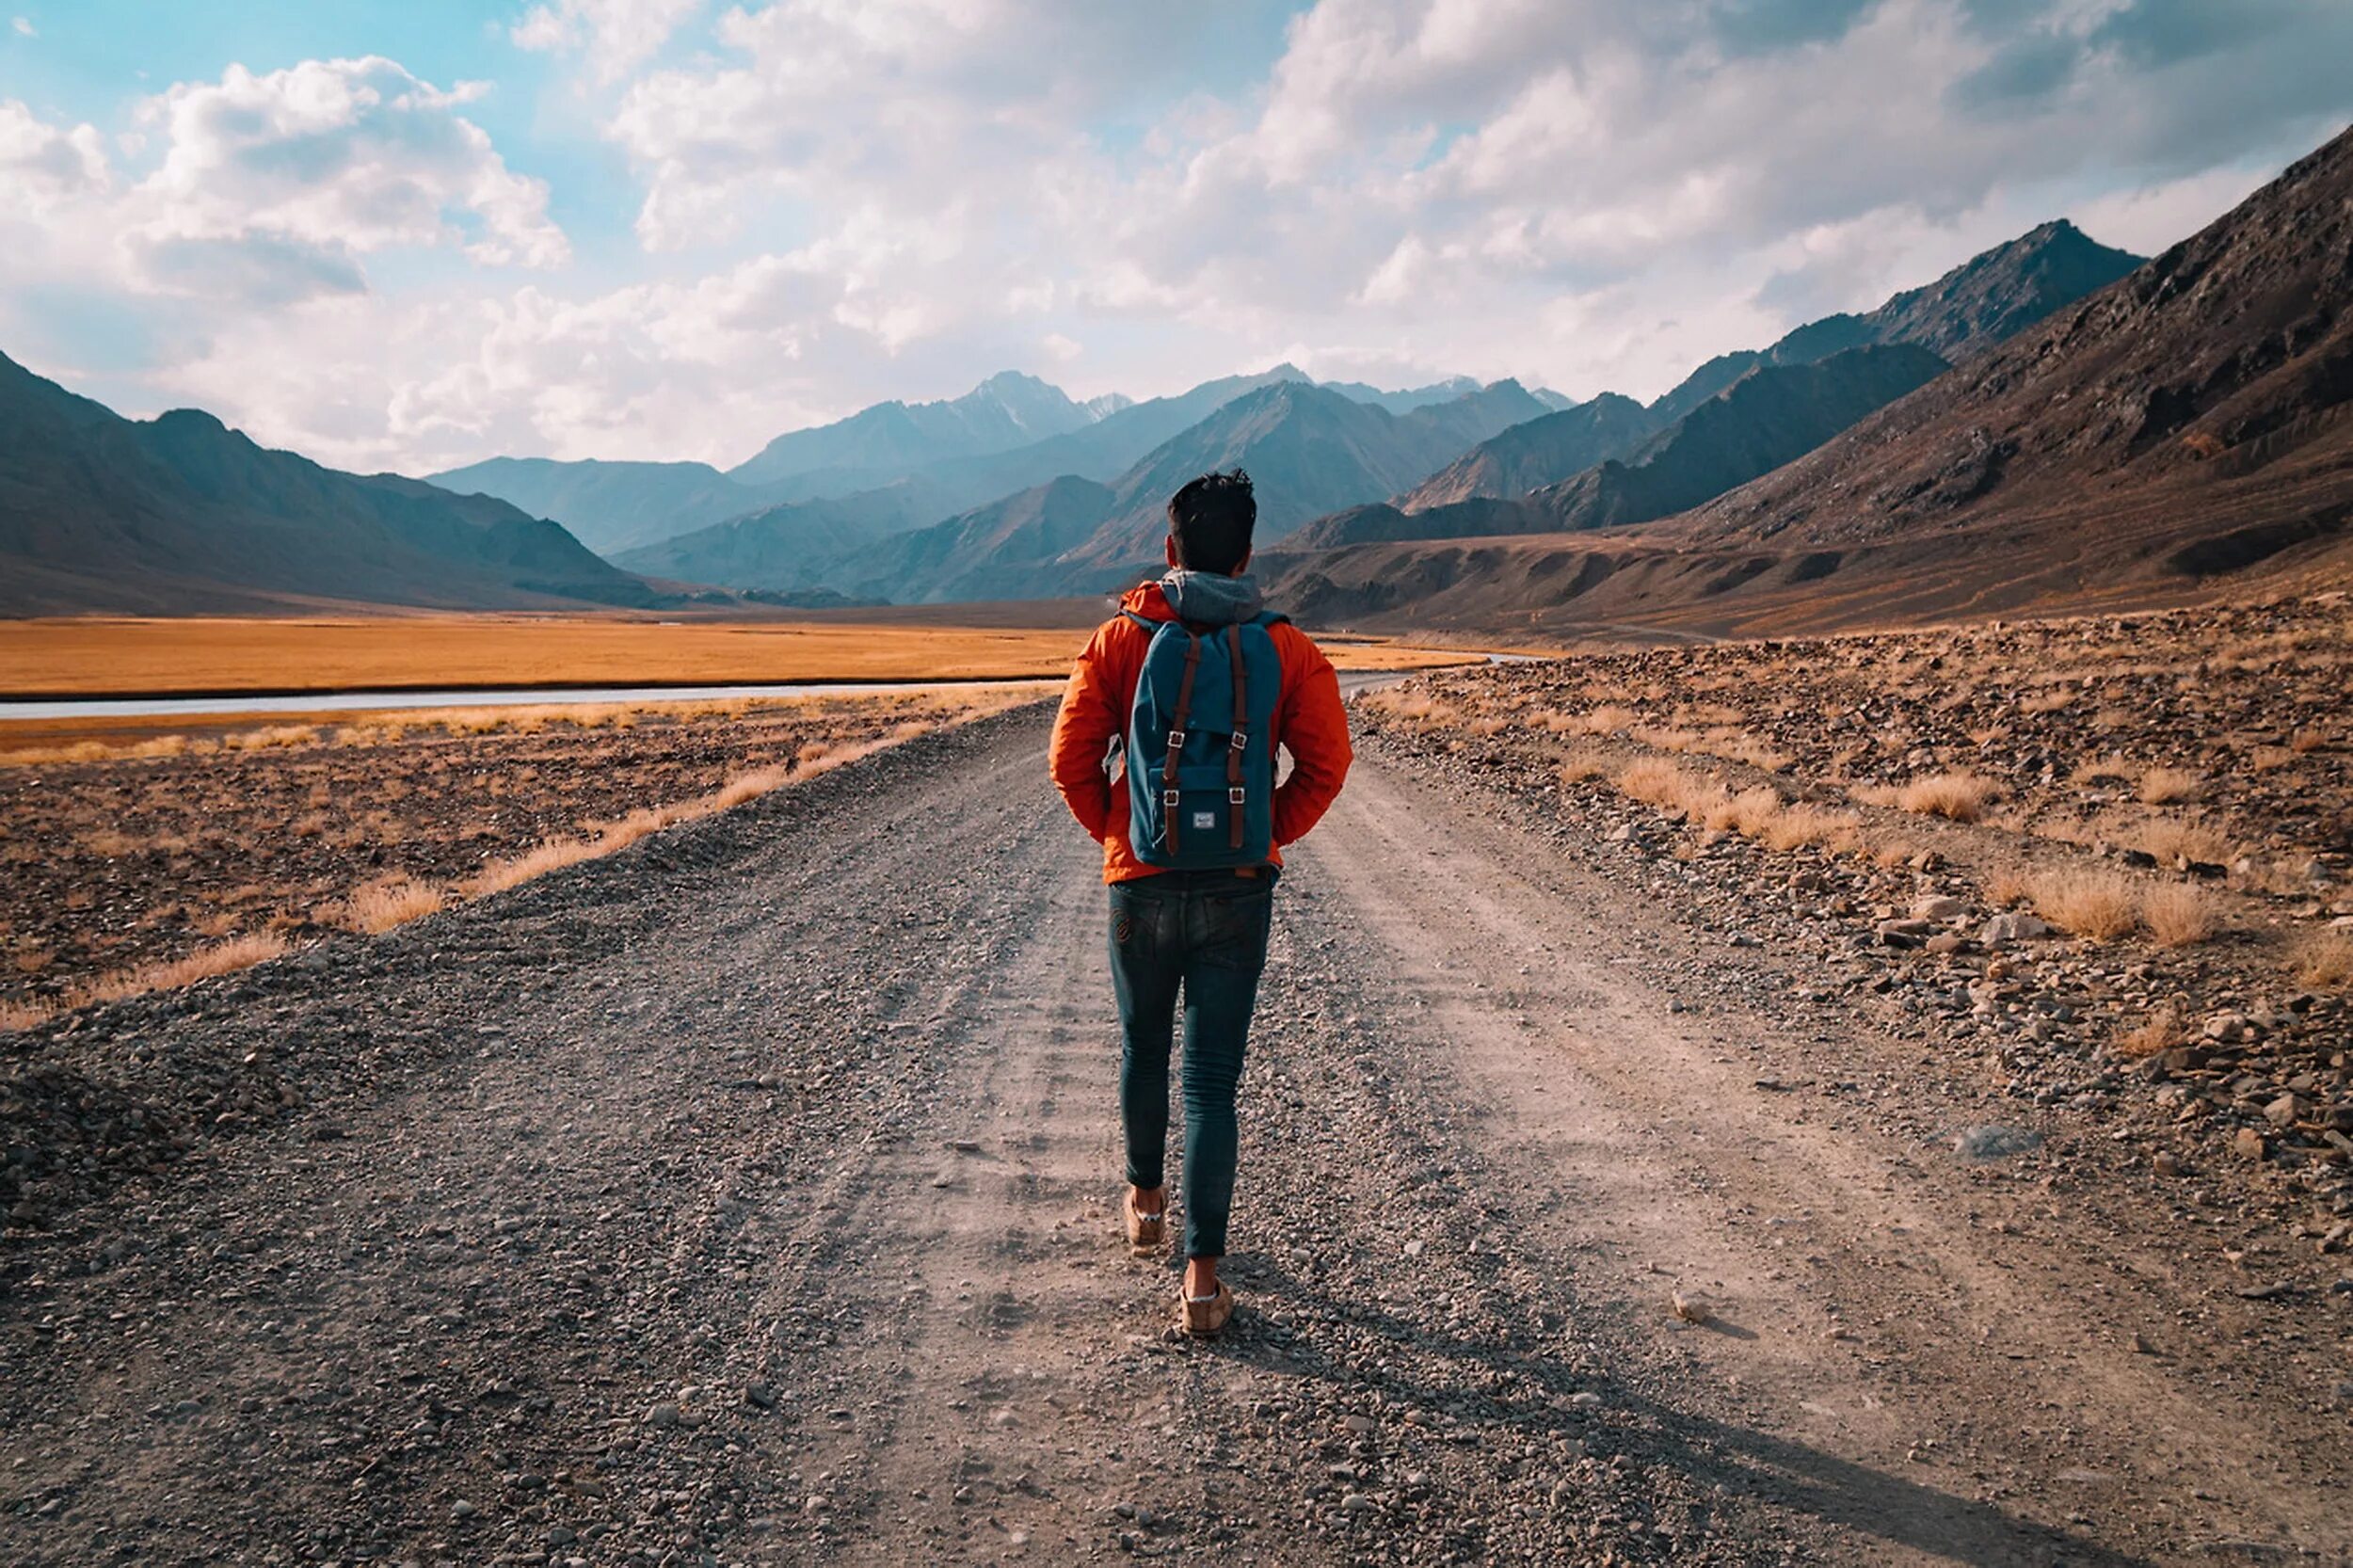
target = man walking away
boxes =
[1048,470,1353,1337]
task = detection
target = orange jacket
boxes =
[1050,581,1353,883]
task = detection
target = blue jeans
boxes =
[1108,869,1274,1259]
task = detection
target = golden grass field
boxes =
[0,616,1476,697]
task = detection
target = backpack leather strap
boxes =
[1225,623,1247,851]
[1162,631,1202,856]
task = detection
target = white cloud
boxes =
[126,57,568,288]
[9,1,2353,478]
[511,0,700,85]
[10,17,31,38]
[0,100,109,207]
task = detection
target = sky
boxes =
[1,0,2347,477]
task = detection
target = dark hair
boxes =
[1166,470,1256,574]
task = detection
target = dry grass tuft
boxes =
[461,741,890,903]
[1557,751,1608,786]
[1360,690,1465,731]
[1982,866,2034,906]
[2029,868,2139,940]
[2293,930,2353,992]
[1896,771,1994,823]
[329,879,446,935]
[464,838,602,898]
[0,997,51,1032]
[2111,1007,2180,1059]
[2141,883,2220,948]
[1726,738,1794,772]
[1869,837,1925,870]
[20,932,301,1025]
[2137,766,2202,805]
[1617,757,1711,813]
[2133,813,2238,869]
[712,765,793,810]
[1702,786,1785,838]
[1755,803,1862,853]
[224,724,320,752]
[0,733,199,766]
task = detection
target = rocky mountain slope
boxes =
[0,353,657,616]
[1295,347,1947,552]
[1529,344,1951,533]
[1648,218,2143,422]
[834,474,1118,604]
[1681,130,2353,559]
[1269,126,2353,635]
[1388,220,2143,526]
[1397,392,1660,511]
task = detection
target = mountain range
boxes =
[1645,218,2144,423]
[428,365,1577,568]
[13,123,2352,632]
[627,376,1556,600]
[0,352,652,616]
[1264,123,2353,633]
[1295,344,1951,552]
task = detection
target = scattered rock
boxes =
[1953,1124,2042,1161]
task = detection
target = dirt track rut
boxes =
[3,704,2345,1565]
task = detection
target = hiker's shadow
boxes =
[1207,1253,2157,1568]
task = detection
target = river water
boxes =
[0,680,1050,724]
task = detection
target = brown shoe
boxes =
[1122,1190,1166,1255]
[1176,1283,1235,1338]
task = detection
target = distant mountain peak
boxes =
[152,407,231,434]
[729,367,1097,487]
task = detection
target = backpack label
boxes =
[1192,810,1216,830]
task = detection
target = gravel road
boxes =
[4,702,2346,1565]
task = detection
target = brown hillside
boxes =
[1272,124,2353,636]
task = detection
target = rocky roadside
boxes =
[1349,700,2353,1303]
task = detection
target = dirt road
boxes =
[3,704,2346,1564]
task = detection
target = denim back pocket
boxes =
[1195,885,1273,969]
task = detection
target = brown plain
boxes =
[0,690,1030,1028]
[0,615,1475,697]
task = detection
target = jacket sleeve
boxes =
[1271,628,1352,847]
[1048,621,1124,842]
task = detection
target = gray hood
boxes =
[1159,569,1264,626]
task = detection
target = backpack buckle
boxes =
[1167,729,1186,747]
[1227,729,1248,749]
[1227,786,1246,805]
[1163,788,1181,808]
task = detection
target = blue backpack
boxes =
[1125,609,1286,868]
